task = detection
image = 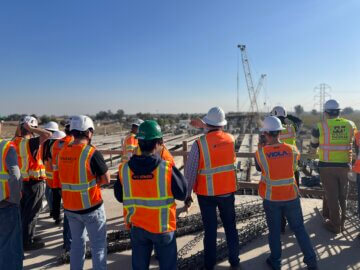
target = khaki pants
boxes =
[319,167,349,229]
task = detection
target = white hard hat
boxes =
[202,106,227,127]
[64,116,73,127]
[51,130,66,140]
[260,116,285,132]
[324,99,340,111]
[270,106,287,117]
[44,121,59,132]
[132,119,144,126]
[20,115,38,128]
[70,115,95,132]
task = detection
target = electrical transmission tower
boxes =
[314,83,331,119]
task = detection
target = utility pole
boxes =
[236,48,240,113]
[314,83,331,120]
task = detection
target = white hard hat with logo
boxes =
[44,121,59,132]
[132,119,144,126]
[51,130,66,140]
[324,99,340,111]
[70,115,95,132]
[202,106,227,127]
[20,115,38,128]
[270,106,287,117]
[260,116,285,132]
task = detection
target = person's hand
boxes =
[190,118,206,129]
[184,196,193,208]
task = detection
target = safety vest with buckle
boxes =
[279,124,296,145]
[52,135,73,188]
[122,133,138,162]
[194,131,237,196]
[0,140,12,202]
[353,132,360,173]
[118,160,176,233]
[12,137,46,181]
[59,143,102,211]
[256,143,299,201]
[317,118,354,163]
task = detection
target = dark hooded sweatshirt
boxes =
[114,154,188,202]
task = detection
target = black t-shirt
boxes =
[28,137,41,159]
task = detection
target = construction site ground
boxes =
[23,190,360,270]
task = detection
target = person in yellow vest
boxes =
[58,115,110,270]
[354,131,360,220]
[310,99,357,234]
[114,120,187,270]
[0,120,23,269]
[185,107,240,270]
[255,116,317,270]
[121,119,143,162]
[270,106,302,233]
[13,116,51,250]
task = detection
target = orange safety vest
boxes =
[52,135,73,188]
[0,140,12,201]
[12,137,46,181]
[134,145,176,166]
[256,143,299,201]
[122,133,138,162]
[194,131,237,196]
[58,143,102,211]
[118,160,176,233]
[353,132,360,173]
[279,124,296,145]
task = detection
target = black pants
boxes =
[197,194,240,269]
[51,188,62,220]
[21,180,45,245]
[281,171,300,230]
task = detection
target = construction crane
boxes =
[237,44,266,114]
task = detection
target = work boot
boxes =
[24,240,45,251]
[323,220,341,234]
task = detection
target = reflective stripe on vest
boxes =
[19,139,29,179]
[61,146,96,209]
[320,121,351,162]
[122,162,174,232]
[279,126,295,140]
[258,148,297,200]
[0,141,10,201]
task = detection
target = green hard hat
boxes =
[136,120,163,140]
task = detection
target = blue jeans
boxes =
[197,194,240,269]
[130,226,177,270]
[63,214,72,251]
[0,205,23,270]
[65,204,107,270]
[263,198,317,270]
[45,185,53,212]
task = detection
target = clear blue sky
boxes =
[1,0,359,116]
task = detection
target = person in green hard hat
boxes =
[114,120,188,270]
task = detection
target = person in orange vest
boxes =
[13,115,51,250]
[310,99,357,233]
[42,121,60,221]
[185,106,240,270]
[51,119,74,252]
[121,119,143,162]
[114,120,187,270]
[58,115,110,270]
[255,116,317,270]
[0,120,23,269]
[270,106,302,233]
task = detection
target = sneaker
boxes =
[266,258,280,270]
[24,241,45,251]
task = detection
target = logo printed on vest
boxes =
[332,126,348,140]
[266,151,289,159]
[132,174,154,180]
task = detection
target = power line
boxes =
[314,83,331,120]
